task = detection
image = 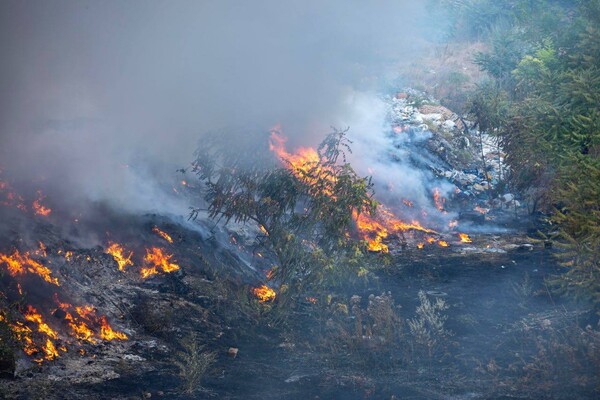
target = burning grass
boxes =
[105,242,134,271]
[252,285,277,303]
[0,249,59,286]
[141,247,180,278]
[152,226,174,243]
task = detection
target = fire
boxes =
[354,206,437,253]
[32,190,51,216]
[0,176,27,211]
[266,268,275,281]
[354,212,390,253]
[141,247,180,278]
[0,249,59,285]
[24,306,58,339]
[42,338,59,360]
[65,313,96,343]
[437,240,449,247]
[56,297,127,342]
[152,226,173,243]
[417,243,424,249]
[269,128,336,195]
[252,285,276,302]
[259,225,269,236]
[459,233,472,243]
[106,242,133,271]
[21,306,62,361]
[269,128,437,253]
[99,316,128,340]
[474,205,489,214]
[433,187,445,212]
[36,241,47,257]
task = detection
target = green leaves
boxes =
[464,0,600,311]
[192,128,376,308]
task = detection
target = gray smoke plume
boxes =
[0,0,440,216]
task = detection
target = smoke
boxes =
[334,91,458,229]
[0,0,438,216]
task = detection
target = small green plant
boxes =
[173,334,217,394]
[407,290,452,358]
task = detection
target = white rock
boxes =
[443,120,456,130]
[422,113,442,121]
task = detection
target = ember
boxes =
[252,285,276,302]
[437,240,449,247]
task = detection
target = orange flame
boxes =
[417,243,424,249]
[106,242,133,271]
[269,129,437,253]
[99,316,128,341]
[152,226,173,243]
[32,190,51,216]
[269,128,336,196]
[459,233,472,243]
[252,285,276,302]
[24,306,58,339]
[0,249,59,285]
[65,312,96,343]
[42,338,59,361]
[0,177,27,211]
[141,247,180,278]
[433,187,445,212]
[56,298,127,342]
[437,240,449,247]
[474,205,488,214]
[36,241,47,257]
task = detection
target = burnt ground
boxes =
[1,204,598,400]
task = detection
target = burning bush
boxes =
[191,128,377,306]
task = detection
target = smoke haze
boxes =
[0,0,437,214]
